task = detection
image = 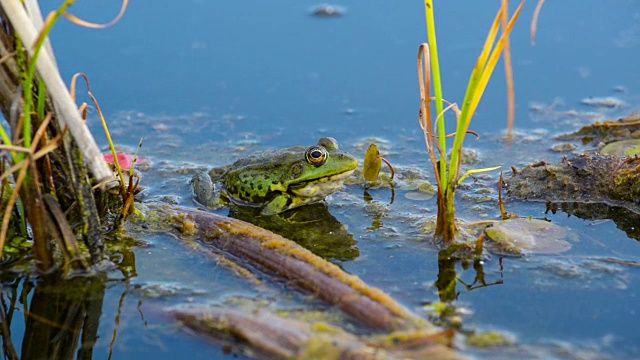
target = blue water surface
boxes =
[7,0,640,359]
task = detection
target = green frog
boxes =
[192,137,358,215]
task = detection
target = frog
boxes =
[191,137,358,215]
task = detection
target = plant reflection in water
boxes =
[0,244,138,360]
[435,246,504,303]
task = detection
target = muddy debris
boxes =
[601,139,640,157]
[557,112,640,146]
[310,4,345,17]
[505,154,640,214]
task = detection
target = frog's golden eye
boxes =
[305,146,328,166]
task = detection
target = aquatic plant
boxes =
[363,143,395,181]
[418,0,524,243]
[0,0,128,270]
[70,73,142,224]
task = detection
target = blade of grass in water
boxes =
[448,1,525,187]
[424,0,446,188]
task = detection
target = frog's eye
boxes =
[305,146,328,166]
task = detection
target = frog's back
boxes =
[221,147,304,205]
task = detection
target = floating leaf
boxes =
[405,191,434,201]
[363,144,382,181]
[485,218,571,255]
[600,139,640,157]
[418,182,435,194]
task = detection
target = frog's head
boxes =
[284,137,357,200]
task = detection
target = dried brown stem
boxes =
[43,194,89,270]
[530,0,546,46]
[379,156,395,180]
[417,44,442,195]
[498,170,507,219]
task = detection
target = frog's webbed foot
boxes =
[191,172,223,209]
[261,194,292,215]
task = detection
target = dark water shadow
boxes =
[435,246,504,303]
[545,202,640,241]
[0,245,138,360]
[228,202,359,262]
[0,275,106,360]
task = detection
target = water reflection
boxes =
[363,183,395,206]
[0,243,139,360]
[363,184,395,231]
[435,247,503,303]
[0,274,106,360]
[546,202,640,241]
[229,202,359,261]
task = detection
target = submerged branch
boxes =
[172,306,463,360]
[146,203,431,333]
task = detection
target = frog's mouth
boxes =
[289,169,355,199]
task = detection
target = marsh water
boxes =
[3,1,640,358]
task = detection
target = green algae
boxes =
[601,139,640,156]
[466,331,513,347]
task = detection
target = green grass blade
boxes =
[445,9,504,186]
[447,1,525,186]
[0,124,15,160]
[37,79,46,121]
[477,10,503,73]
[424,0,447,188]
[23,0,76,149]
[457,166,501,185]
[15,36,32,150]
[466,2,525,126]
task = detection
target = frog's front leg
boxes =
[191,172,223,209]
[261,194,292,215]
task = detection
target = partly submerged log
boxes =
[143,203,433,333]
[172,306,463,360]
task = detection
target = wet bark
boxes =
[173,306,464,360]
[146,203,431,333]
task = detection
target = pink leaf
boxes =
[104,153,147,171]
